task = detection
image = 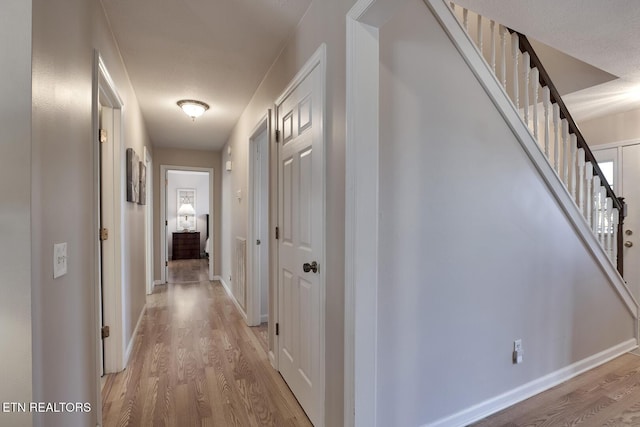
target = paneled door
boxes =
[276,48,325,426]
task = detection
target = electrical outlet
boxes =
[53,242,68,279]
[513,339,523,364]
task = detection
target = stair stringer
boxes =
[425,0,639,320]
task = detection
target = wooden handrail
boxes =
[507,29,626,274]
[508,30,623,212]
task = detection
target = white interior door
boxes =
[621,144,640,298]
[594,144,640,298]
[251,124,270,325]
[277,56,324,426]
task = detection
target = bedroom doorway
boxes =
[160,166,215,283]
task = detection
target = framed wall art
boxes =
[126,148,140,203]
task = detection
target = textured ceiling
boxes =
[100,0,311,151]
[452,0,640,122]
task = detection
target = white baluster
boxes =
[476,15,483,52]
[543,86,550,157]
[523,52,530,126]
[570,134,578,200]
[577,148,585,213]
[612,207,619,265]
[553,104,560,173]
[605,197,613,256]
[592,175,601,233]
[562,119,569,186]
[463,8,469,31]
[512,32,519,109]
[585,163,593,225]
[490,20,496,73]
[599,189,607,246]
[532,68,539,139]
[500,25,507,89]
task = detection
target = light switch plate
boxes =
[53,242,67,279]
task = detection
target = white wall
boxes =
[30,1,151,425]
[0,2,33,426]
[581,107,640,146]
[167,170,210,258]
[375,1,635,425]
[219,0,357,423]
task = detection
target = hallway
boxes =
[101,275,311,426]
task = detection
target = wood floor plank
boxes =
[102,259,310,426]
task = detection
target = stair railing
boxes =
[450,3,626,275]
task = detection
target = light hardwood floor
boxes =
[473,353,640,426]
[167,259,210,284]
[102,271,311,426]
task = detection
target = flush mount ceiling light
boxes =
[177,99,209,120]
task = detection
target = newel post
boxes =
[618,197,626,276]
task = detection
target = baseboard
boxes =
[425,339,638,427]
[260,314,269,323]
[153,279,163,286]
[269,350,277,370]
[216,276,248,321]
[123,304,146,368]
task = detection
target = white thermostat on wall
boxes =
[226,160,232,171]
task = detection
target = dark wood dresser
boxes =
[172,232,200,260]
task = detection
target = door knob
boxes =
[625,241,633,248]
[303,261,318,273]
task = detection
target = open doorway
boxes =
[160,166,215,283]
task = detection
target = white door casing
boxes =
[276,44,326,427]
[93,51,125,424]
[95,53,125,376]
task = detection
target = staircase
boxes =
[447,2,626,275]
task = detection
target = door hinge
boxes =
[101,325,110,339]
[100,228,109,241]
[165,261,168,267]
[276,323,279,336]
[275,129,280,143]
[275,226,279,240]
[165,220,168,226]
[99,128,108,143]
[256,239,261,245]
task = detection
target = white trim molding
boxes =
[124,304,146,367]
[345,1,409,426]
[216,276,248,322]
[92,50,126,424]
